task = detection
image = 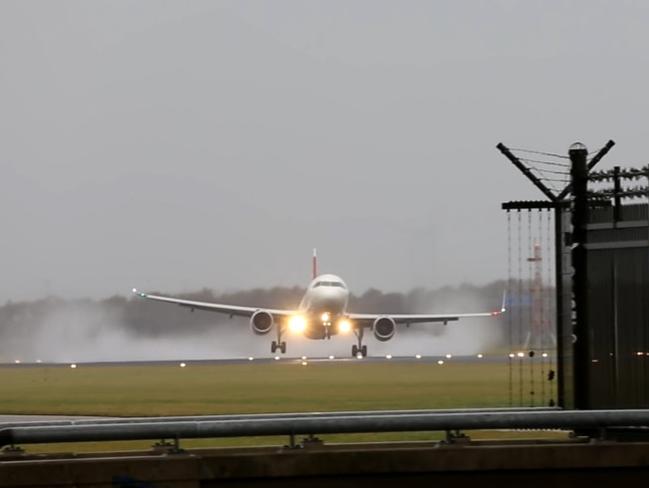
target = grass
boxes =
[0,360,561,452]
[0,361,512,416]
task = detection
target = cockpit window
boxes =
[313,281,346,289]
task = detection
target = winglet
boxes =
[491,290,508,316]
[312,248,318,280]
[132,288,147,298]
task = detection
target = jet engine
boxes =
[372,316,396,342]
[250,310,274,335]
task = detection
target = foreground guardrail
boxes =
[0,406,559,429]
[2,409,649,447]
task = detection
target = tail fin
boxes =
[312,248,318,280]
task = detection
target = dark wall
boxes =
[585,203,649,408]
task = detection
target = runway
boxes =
[0,354,518,368]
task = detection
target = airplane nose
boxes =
[314,288,347,311]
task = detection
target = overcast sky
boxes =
[1,1,648,302]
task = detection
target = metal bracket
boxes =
[152,437,184,454]
[1,445,25,458]
[300,434,324,448]
[443,429,471,445]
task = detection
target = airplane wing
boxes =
[348,310,503,326]
[131,289,297,318]
[348,294,507,326]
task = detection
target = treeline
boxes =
[0,281,505,346]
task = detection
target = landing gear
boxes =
[351,329,368,357]
[271,325,287,354]
[351,344,368,357]
[271,340,287,354]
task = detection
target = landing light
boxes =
[248,357,254,361]
[321,312,330,322]
[70,363,77,369]
[274,356,280,361]
[14,359,20,364]
[508,353,515,359]
[301,361,308,366]
[338,319,352,334]
[445,354,452,359]
[328,355,335,360]
[415,354,422,359]
[542,352,549,358]
[437,360,444,365]
[179,362,186,368]
[386,354,392,360]
[356,353,363,359]
[288,315,307,334]
[477,354,484,359]
[517,352,525,358]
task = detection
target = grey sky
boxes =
[1,1,648,302]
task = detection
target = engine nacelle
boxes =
[373,316,396,342]
[250,310,274,335]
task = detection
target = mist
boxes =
[0,283,506,363]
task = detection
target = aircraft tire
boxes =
[351,345,358,357]
[271,341,277,353]
[280,342,287,354]
[361,345,368,357]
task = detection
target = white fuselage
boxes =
[296,274,350,339]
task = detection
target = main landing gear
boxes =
[351,344,367,358]
[271,341,286,354]
[271,325,286,354]
[352,328,368,357]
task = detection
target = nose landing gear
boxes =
[351,328,368,357]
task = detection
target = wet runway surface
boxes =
[0,355,515,368]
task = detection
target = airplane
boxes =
[132,250,505,358]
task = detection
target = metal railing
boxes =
[2,409,649,447]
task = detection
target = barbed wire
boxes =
[519,158,570,168]
[589,187,649,199]
[589,166,649,182]
[510,148,570,160]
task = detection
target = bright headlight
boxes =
[288,315,307,333]
[321,312,330,323]
[337,319,352,334]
